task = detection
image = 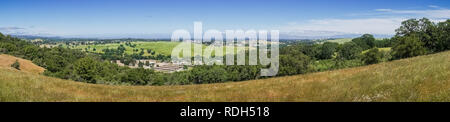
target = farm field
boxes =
[362,47,392,54]
[69,41,250,57]
[1,50,449,102]
[325,38,353,44]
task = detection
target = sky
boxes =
[0,0,449,38]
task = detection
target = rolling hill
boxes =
[0,51,449,102]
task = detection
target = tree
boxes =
[436,20,450,51]
[352,34,375,50]
[318,42,338,59]
[396,18,433,37]
[395,18,439,52]
[117,45,126,54]
[302,44,321,59]
[362,48,383,64]
[374,38,393,47]
[189,65,228,84]
[73,57,101,83]
[138,61,144,68]
[279,53,311,76]
[21,45,39,60]
[0,43,17,52]
[337,42,363,60]
[145,61,150,66]
[391,35,427,59]
[11,60,20,70]
[139,50,145,56]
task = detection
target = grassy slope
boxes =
[1,51,450,102]
[0,54,45,74]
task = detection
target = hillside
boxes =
[1,51,450,102]
[0,54,45,74]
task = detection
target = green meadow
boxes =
[70,41,249,57]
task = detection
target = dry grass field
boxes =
[0,54,45,74]
[0,51,449,102]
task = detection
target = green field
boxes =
[70,41,182,56]
[362,47,392,54]
[325,38,353,44]
[1,51,449,102]
[69,41,249,57]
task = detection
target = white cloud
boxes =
[309,18,402,34]
[374,9,393,12]
[0,26,55,36]
[374,7,450,18]
[280,18,405,37]
[428,5,440,8]
[279,6,450,38]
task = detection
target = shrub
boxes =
[11,60,20,70]
[318,42,338,59]
[72,57,101,83]
[279,53,311,76]
[351,34,376,50]
[338,42,363,60]
[362,48,383,64]
[391,35,427,59]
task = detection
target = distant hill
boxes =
[10,35,63,40]
[280,33,393,40]
[0,51,449,102]
[11,33,393,41]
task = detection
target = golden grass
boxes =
[0,54,45,74]
[1,51,450,102]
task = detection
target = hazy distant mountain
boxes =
[279,30,394,39]
[9,32,393,40]
[11,35,63,40]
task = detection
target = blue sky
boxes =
[0,0,449,38]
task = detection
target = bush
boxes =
[318,42,338,59]
[395,18,450,53]
[311,59,335,72]
[11,60,20,70]
[72,57,101,83]
[391,35,427,59]
[362,48,383,64]
[333,59,364,69]
[279,53,311,76]
[189,65,228,84]
[352,34,375,50]
[337,42,363,60]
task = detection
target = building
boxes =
[112,59,184,73]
